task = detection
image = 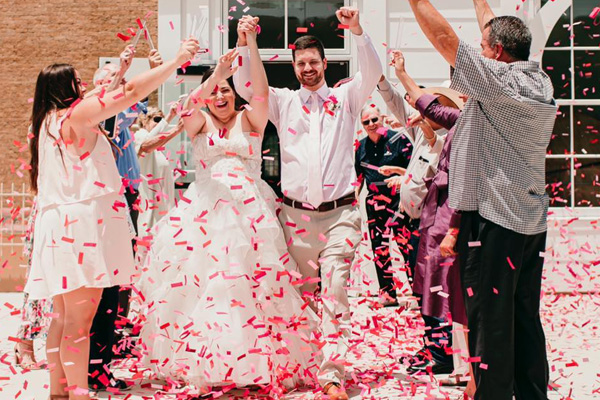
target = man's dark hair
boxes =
[292,35,326,61]
[484,16,532,61]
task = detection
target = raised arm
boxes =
[70,39,199,128]
[473,0,496,32]
[408,0,459,67]
[392,50,426,109]
[139,119,185,155]
[338,7,384,115]
[181,49,239,138]
[243,23,269,133]
[232,16,258,102]
[376,77,416,143]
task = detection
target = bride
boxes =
[136,25,320,396]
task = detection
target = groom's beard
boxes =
[297,71,324,88]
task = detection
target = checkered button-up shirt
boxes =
[449,41,557,235]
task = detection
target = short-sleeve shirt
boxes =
[107,102,144,191]
[355,130,413,199]
[449,41,558,235]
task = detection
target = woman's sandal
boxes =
[14,341,39,370]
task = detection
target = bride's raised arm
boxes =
[239,20,269,134]
[182,49,240,138]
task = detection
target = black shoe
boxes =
[407,358,454,375]
[399,347,428,366]
[89,378,131,392]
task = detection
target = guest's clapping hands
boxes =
[336,7,362,35]
[408,113,428,128]
[176,38,200,64]
[214,49,240,81]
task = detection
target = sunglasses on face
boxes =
[361,117,379,126]
[152,116,163,123]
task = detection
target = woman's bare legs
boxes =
[59,287,102,400]
[47,295,67,397]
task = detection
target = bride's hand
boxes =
[214,48,240,81]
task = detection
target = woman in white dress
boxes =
[24,39,199,400]
[135,103,184,235]
[136,26,320,397]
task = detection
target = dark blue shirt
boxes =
[355,129,413,198]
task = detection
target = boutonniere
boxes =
[324,95,340,116]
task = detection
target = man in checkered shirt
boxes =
[408,0,557,399]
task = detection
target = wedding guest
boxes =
[24,38,198,400]
[408,0,557,398]
[354,105,412,307]
[234,8,382,399]
[14,199,51,370]
[87,46,164,391]
[376,73,454,375]
[135,103,184,234]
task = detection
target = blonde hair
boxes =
[138,107,165,130]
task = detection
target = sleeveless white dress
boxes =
[25,111,137,300]
[137,113,321,393]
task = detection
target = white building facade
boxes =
[155,0,600,292]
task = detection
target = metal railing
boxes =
[0,183,33,257]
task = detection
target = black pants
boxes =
[365,196,410,298]
[88,189,138,386]
[457,212,548,400]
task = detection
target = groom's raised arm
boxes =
[338,7,383,116]
[407,0,459,67]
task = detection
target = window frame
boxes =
[542,0,600,211]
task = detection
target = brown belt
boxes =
[282,193,356,212]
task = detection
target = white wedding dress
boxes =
[136,112,320,393]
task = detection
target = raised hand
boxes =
[148,49,164,69]
[237,15,259,46]
[336,7,362,35]
[390,50,406,73]
[381,113,403,129]
[120,45,135,70]
[176,37,200,65]
[214,48,240,81]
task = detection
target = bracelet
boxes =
[447,228,459,236]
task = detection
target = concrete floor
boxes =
[1,291,599,399]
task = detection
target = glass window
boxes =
[545,6,571,47]
[227,0,285,49]
[548,106,570,155]
[546,158,572,207]
[542,1,600,208]
[573,0,600,47]
[574,158,600,206]
[288,0,345,49]
[575,50,600,99]
[574,106,600,154]
[542,50,571,100]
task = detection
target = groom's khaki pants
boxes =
[279,203,361,386]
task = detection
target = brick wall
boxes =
[0,0,158,187]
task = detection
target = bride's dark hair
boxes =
[201,67,246,110]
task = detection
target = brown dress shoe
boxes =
[323,382,349,400]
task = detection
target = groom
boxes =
[234,7,382,399]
